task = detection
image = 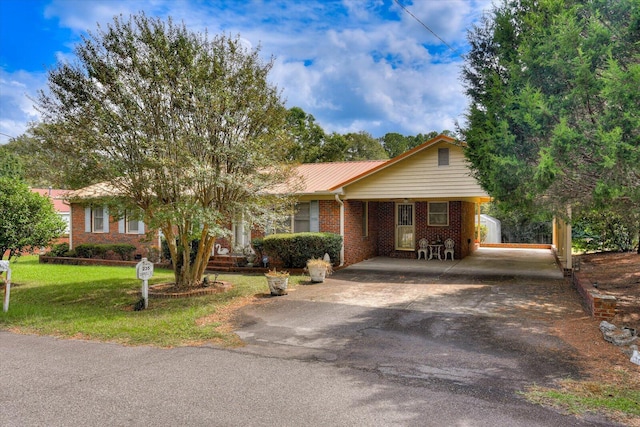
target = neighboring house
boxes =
[31,188,71,245]
[65,134,492,265]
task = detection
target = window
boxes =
[92,207,105,232]
[428,202,449,226]
[438,148,449,166]
[126,212,140,234]
[362,201,368,237]
[294,202,310,233]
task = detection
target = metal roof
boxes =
[294,160,387,194]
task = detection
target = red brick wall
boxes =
[70,204,159,257]
[573,272,617,320]
[343,200,378,265]
[319,200,340,234]
[460,201,476,258]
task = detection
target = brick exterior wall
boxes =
[70,203,159,258]
[315,200,477,264]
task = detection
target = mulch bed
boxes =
[576,251,640,330]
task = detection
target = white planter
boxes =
[265,275,288,296]
[308,265,327,283]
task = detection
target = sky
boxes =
[0,0,493,145]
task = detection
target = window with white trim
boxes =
[428,202,449,226]
[294,202,310,233]
[92,207,105,232]
[126,211,140,234]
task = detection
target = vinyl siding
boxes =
[342,143,488,200]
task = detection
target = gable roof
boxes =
[328,134,463,191]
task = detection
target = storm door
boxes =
[395,203,415,250]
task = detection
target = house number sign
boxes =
[136,258,154,309]
[1,260,11,313]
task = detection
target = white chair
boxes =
[417,238,428,260]
[443,238,454,260]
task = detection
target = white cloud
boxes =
[1,0,495,145]
[0,69,46,143]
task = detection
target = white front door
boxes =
[395,203,415,251]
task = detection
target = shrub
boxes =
[49,243,70,257]
[74,244,136,260]
[261,232,342,268]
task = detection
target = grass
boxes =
[0,255,304,347]
[524,371,640,424]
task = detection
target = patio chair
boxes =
[443,238,455,260]
[417,238,428,260]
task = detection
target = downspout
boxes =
[63,200,72,249]
[334,193,345,266]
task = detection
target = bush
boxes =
[49,243,70,257]
[74,244,136,260]
[261,232,342,268]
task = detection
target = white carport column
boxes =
[565,205,572,270]
[334,194,345,266]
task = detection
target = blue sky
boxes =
[0,0,492,145]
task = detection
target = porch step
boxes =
[206,255,246,271]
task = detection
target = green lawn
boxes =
[0,256,303,347]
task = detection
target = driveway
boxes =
[233,248,586,397]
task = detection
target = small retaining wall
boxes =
[572,272,617,320]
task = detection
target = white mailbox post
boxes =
[136,258,154,309]
[1,261,11,313]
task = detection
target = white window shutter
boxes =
[118,219,125,234]
[103,206,110,233]
[138,221,145,234]
[85,207,91,232]
[310,200,319,232]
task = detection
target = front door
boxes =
[395,203,415,251]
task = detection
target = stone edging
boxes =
[148,282,232,299]
[572,272,617,320]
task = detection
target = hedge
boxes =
[258,232,342,268]
[74,243,137,261]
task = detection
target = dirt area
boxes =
[578,251,640,331]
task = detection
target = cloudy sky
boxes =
[0,0,492,145]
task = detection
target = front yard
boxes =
[0,256,304,347]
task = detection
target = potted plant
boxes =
[265,269,289,296]
[306,258,333,283]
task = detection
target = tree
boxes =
[0,146,24,180]
[285,107,327,163]
[343,131,388,161]
[36,14,295,287]
[0,177,66,260]
[2,123,98,189]
[461,0,640,217]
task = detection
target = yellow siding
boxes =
[343,143,488,200]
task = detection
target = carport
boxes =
[334,246,563,283]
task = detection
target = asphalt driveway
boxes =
[233,248,586,397]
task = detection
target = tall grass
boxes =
[1,256,301,347]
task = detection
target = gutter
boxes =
[334,193,345,266]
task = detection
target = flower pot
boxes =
[308,265,327,283]
[265,275,288,296]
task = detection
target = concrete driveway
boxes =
[233,248,586,397]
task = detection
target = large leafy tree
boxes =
[0,177,66,260]
[36,14,295,287]
[461,0,640,217]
